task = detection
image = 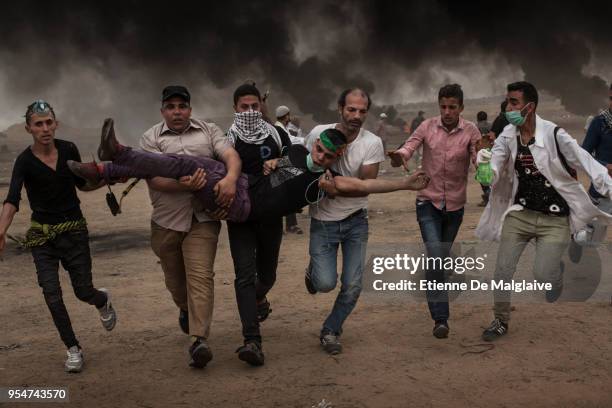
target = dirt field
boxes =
[1,109,612,408]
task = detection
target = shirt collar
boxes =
[160,118,201,135]
[435,115,466,133]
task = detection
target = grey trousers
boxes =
[493,209,570,322]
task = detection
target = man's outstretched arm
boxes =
[319,170,429,196]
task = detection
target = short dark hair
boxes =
[500,100,508,112]
[438,84,463,105]
[477,111,487,121]
[609,82,612,91]
[233,83,261,105]
[321,128,347,148]
[338,88,371,110]
[507,81,539,107]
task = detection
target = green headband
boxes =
[319,131,339,152]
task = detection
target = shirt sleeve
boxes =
[397,122,426,161]
[581,116,602,157]
[140,128,160,153]
[304,126,322,152]
[468,125,481,165]
[556,127,612,197]
[363,135,385,166]
[209,123,230,159]
[4,155,26,211]
[67,142,86,188]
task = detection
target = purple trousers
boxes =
[104,148,251,222]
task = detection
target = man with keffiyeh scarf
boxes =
[225,83,292,366]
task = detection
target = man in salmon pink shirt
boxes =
[389,84,480,339]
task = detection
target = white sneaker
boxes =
[97,288,117,331]
[65,346,84,373]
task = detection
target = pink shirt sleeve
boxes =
[468,124,480,166]
[397,122,426,161]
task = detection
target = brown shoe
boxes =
[67,160,102,184]
[98,118,120,162]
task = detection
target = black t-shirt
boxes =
[490,112,509,137]
[513,135,570,216]
[4,139,86,224]
[247,145,333,220]
[233,126,292,176]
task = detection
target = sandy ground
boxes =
[1,118,612,408]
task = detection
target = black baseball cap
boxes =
[161,85,191,103]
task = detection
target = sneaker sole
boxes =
[238,349,264,366]
[98,118,115,161]
[482,333,505,342]
[323,345,342,355]
[433,326,449,339]
[190,346,213,368]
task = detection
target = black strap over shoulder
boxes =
[553,126,577,180]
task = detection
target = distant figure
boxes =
[476,111,491,135]
[376,112,388,152]
[476,111,491,206]
[407,110,426,169]
[411,110,426,134]
[287,116,304,145]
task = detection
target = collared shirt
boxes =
[140,118,230,232]
[397,116,480,211]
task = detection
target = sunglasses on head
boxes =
[30,100,52,114]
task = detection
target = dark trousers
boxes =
[415,201,464,322]
[31,229,107,349]
[285,213,298,229]
[227,217,283,343]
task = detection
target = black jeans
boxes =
[227,217,283,343]
[31,229,107,349]
[415,201,464,322]
[285,213,298,229]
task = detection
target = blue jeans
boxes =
[415,200,464,322]
[308,210,369,335]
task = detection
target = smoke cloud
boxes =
[0,1,610,136]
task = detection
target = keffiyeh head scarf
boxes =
[227,110,275,145]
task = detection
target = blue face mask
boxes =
[306,153,324,173]
[505,103,532,126]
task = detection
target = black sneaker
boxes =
[482,319,508,342]
[320,330,342,355]
[189,338,213,368]
[305,267,317,295]
[236,341,265,366]
[432,321,449,339]
[546,261,564,303]
[256,298,272,323]
[179,309,189,334]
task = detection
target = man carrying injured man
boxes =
[69,119,430,223]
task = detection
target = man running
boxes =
[0,100,116,373]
